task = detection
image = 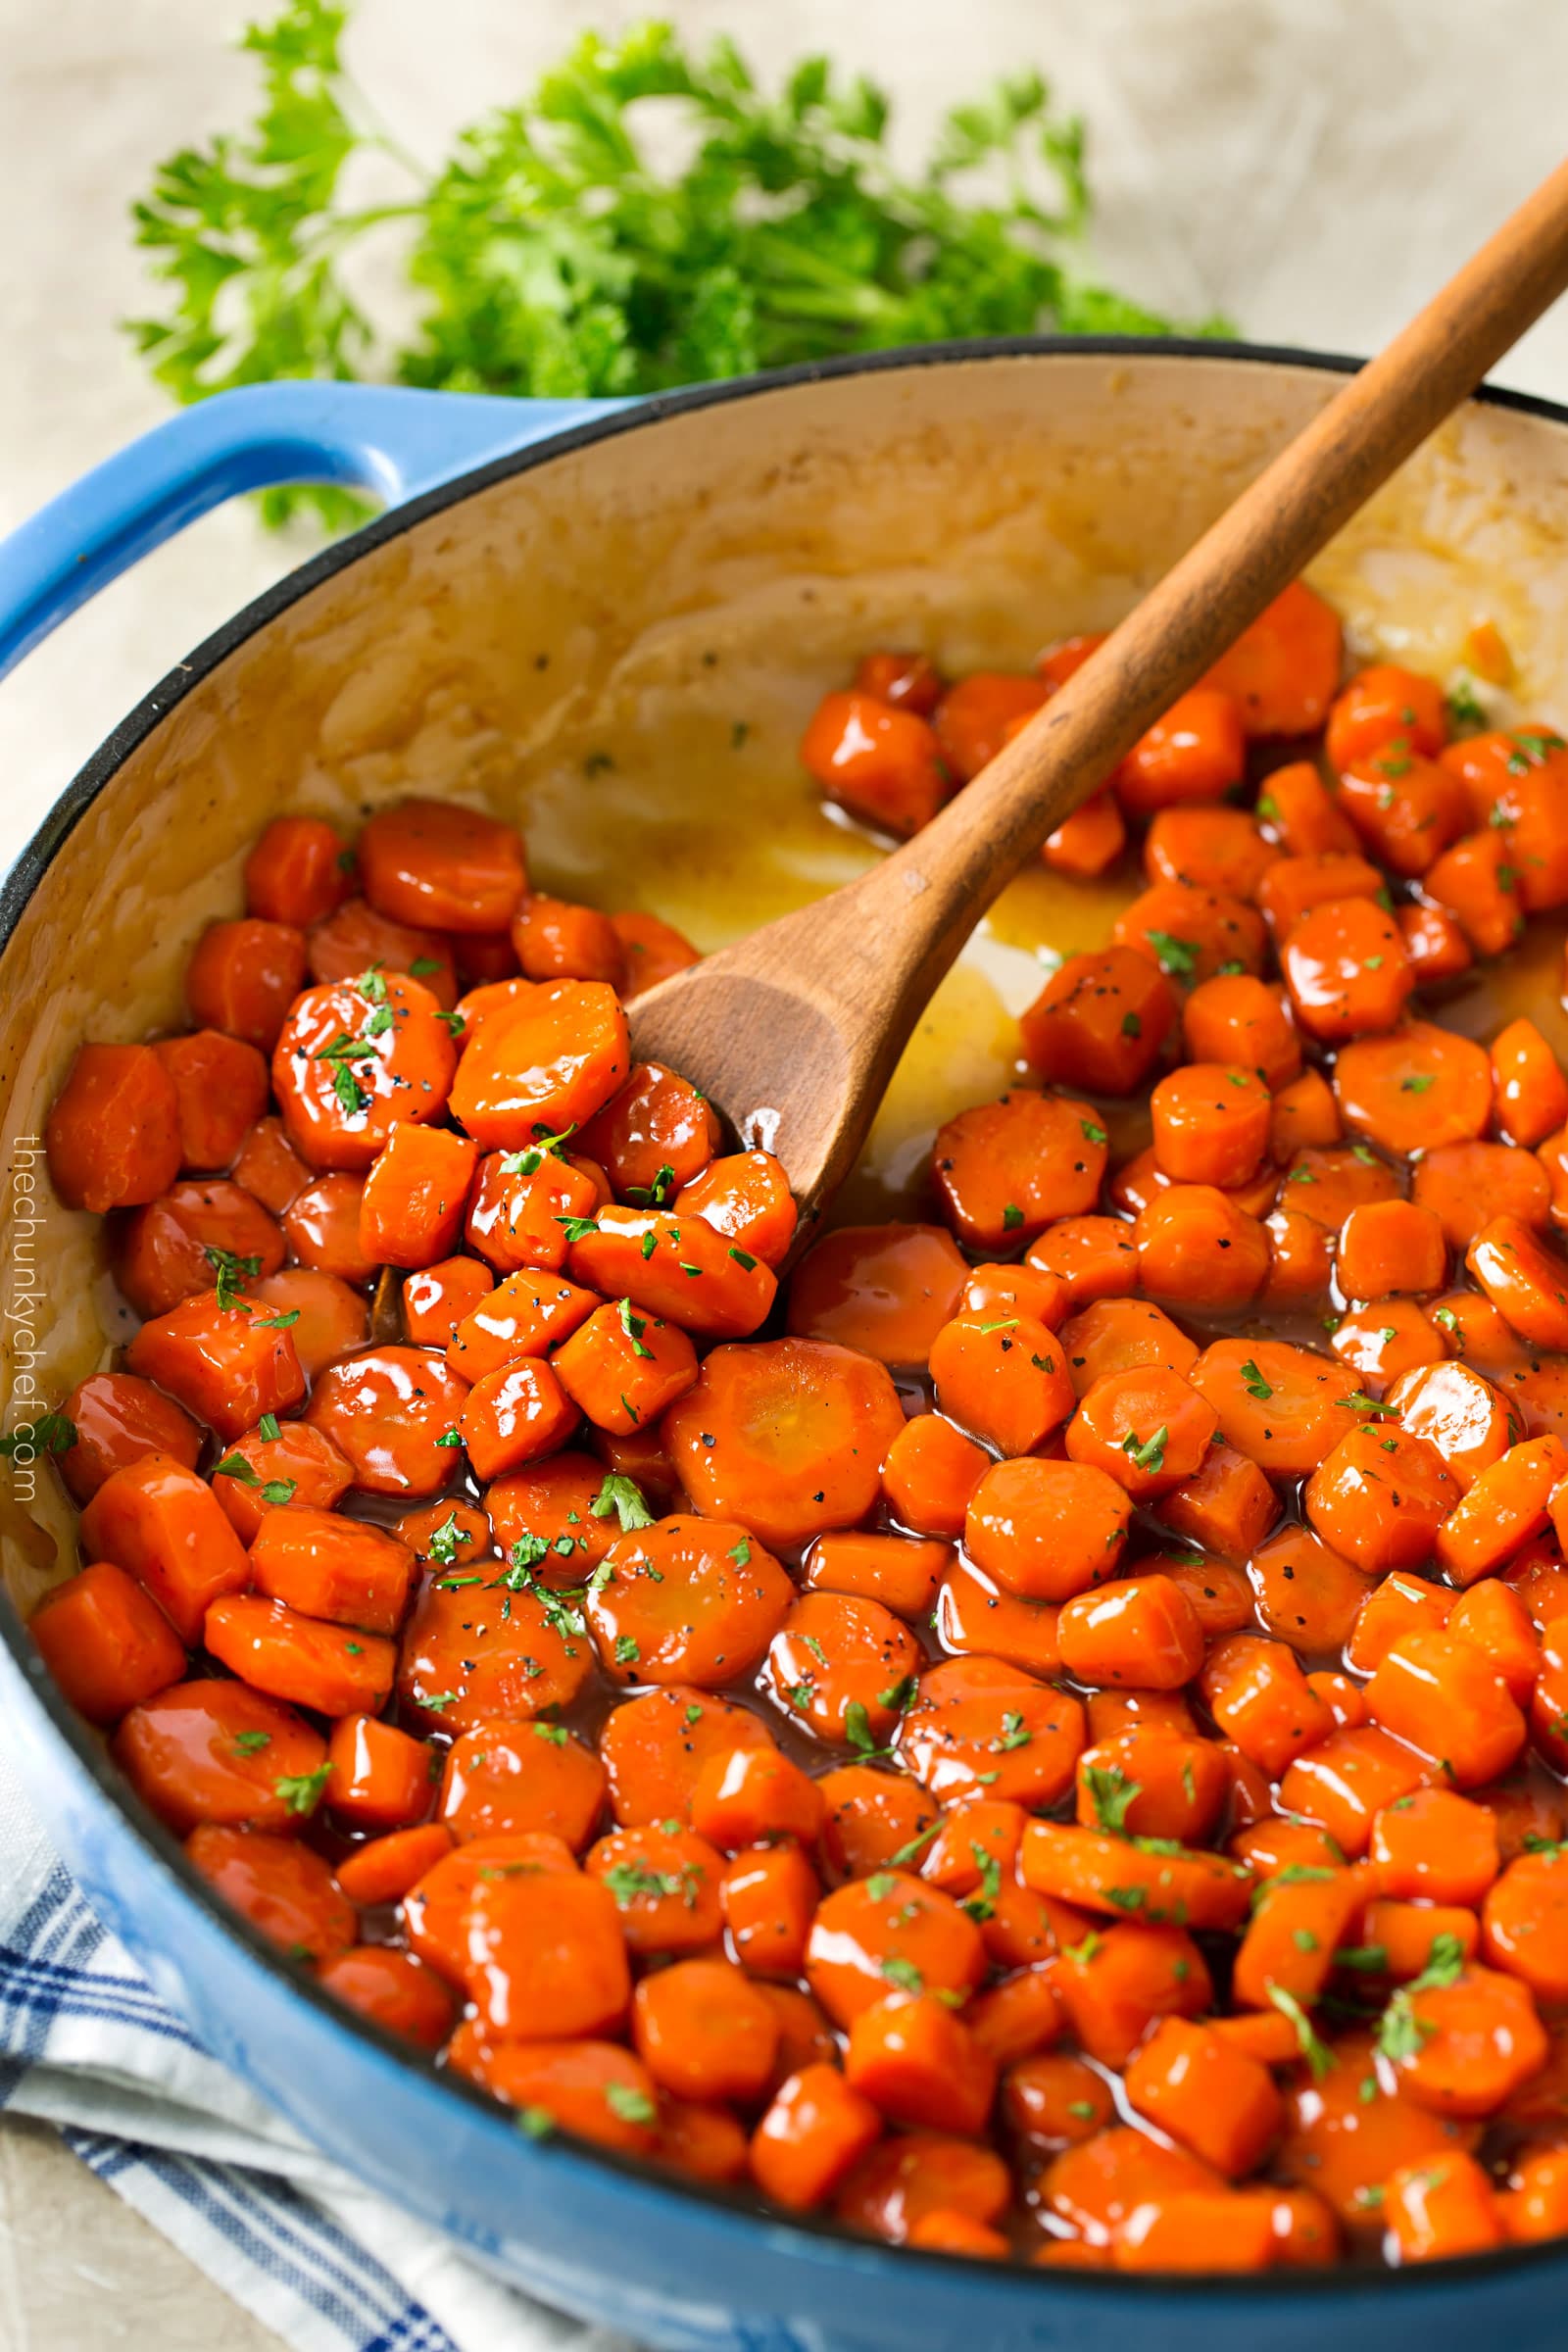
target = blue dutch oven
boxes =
[3,344,1568,2347]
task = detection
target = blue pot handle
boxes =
[0,381,632,680]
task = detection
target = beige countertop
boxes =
[4,0,1568,2343]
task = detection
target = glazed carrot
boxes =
[815,1766,937,1885]
[896,1657,1085,1811]
[244,814,349,928]
[1112,882,1266,983]
[152,1029,271,1173]
[1336,1199,1446,1299]
[187,918,309,1051]
[79,1452,251,1642]
[1075,1729,1226,1845]
[566,1203,777,1339]
[963,1456,1130,1601]
[1442,726,1568,907]
[357,798,525,933]
[58,1371,201,1503]
[1003,2050,1109,2143]
[845,1993,996,2136]
[611,906,700,1001]
[113,1178,286,1320]
[1325,663,1447,773]
[188,1825,356,1967]
[1468,1213,1568,1348]
[324,1713,436,1833]
[1447,1577,1540,1701]
[1427,825,1526,956]
[1150,1062,1271,1188]
[584,1514,792,1689]
[1387,2150,1505,2263]
[307,900,458,1006]
[1499,2147,1568,2243]
[1280,898,1414,1042]
[663,1339,904,1549]
[1113,688,1245,816]
[232,1109,318,1217]
[1152,1548,1256,1638]
[1247,1525,1372,1655]
[399,1832,575,1982]
[1397,899,1473,981]
[318,1945,454,2047]
[1414,1144,1552,1255]
[548,1299,695,1436]
[801,690,950,834]
[672,1150,797,1267]
[1370,1786,1499,1907]
[1303,1425,1460,1576]
[877,1413,985,1541]
[1115,2190,1280,2276]
[932,1090,1106,1250]
[750,2065,883,2212]
[1231,1866,1360,2010]
[463,1147,599,1275]
[358,1124,477,1268]
[1199,1634,1335,1779]
[935,1557,1061,1681]
[598,1687,778,1829]
[1363,1630,1525,1788]
[1483,1847,1568,2001]
[273,971,457,1172]
[928,1311,1074,1456]
[1134,1187,1269,1312]
[1018,948,1175,1094]
[456,2036,661,2152]
[1257,850,1384,938]
[1436,1434,1568,1584]
[1182,975,1300,1091]
[855,649,945,711]
[1054,1923,1212,2071]
[396,1568,591,1734]
[461,1866,630,2039]
[1020,1820,1250,1933]
[1145,805,1278,900]
[584,1824,725,1957]
[1335,1019,1493,1156]
[1338,745,1465,877]
[248,1507,415,1636]
[1392,1963,1546,2117]
[1492,1017,1568,1149]
[1057,1578,1203,1690]
[449,978,629,1152]
[806,1871,986,2026]
[1386,1361,1514,1494]
[206,1593,396,1718]
[1154,1443,1275,1559]
[648,2095,750,2186]
[28,1561,188,1728]
[1109,1143,1277,1224]
[716,1841,819,1979]
[1044,788,1126,879]
[1064,1366,1218,1500]
[113,1679,326,1836]
[803,1532,950,1624]
[1123,2018,1281,2177]
[1261,1206,1335,1306]
[1059,1299,1198,1396]
[1255,760,1359,858]
[1027,1217,1142,1309]
[576,1062,717,1202]
[1200,580,1343,735]
[1268,1066,1342,1158]
[933,671,1050,782]
[280,1174,374,1284]
[764,1591,921,1749]
[437,1720,605,1851]
[306,1345,469,1495]
[46,1044,182,1212]
[1190,1337,1362,1477]
[445,1265,597,1382]
[786,1222,966,1364]
[513,896,626,987]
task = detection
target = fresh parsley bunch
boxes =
[128,1,1221,527]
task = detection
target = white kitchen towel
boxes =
[0,1740,632,2352]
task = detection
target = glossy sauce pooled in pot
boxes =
[23,579,1568,2275]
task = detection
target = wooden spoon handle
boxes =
[854,152,1568,984]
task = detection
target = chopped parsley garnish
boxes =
[0,1411,78,1459]
[591,1472,656,1532]
[274,1765,332,1816]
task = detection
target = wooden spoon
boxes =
[629,157,1568,1245]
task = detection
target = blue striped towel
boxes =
[0,1740,629,2352]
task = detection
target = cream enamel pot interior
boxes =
[4,343,1568,2347]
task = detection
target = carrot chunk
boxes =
[786,1222,965,1365]
[800,691,950,835]
[46,1044,181,1212]
[187,918,309,1051]
[29,1560,188,1727]
[1468,1213,1568,1348]
[79,1452,251,1643]
[152,1029,271,1173]
[357,797,526,933]
[1280,898,1413,1042]
[1124,2017,1281,2177]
